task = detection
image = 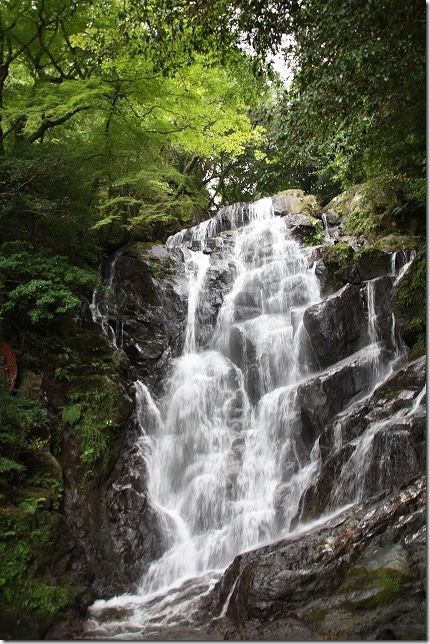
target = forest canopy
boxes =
[0,0,426,333]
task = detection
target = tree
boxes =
[1,0,270,246]
[133,0,425,210]
[280,0,426,199]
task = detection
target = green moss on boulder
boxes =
[374,234,424,253]
[392,249,426,354]
[353,246,391,281]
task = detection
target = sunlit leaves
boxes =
[0,242,98,323]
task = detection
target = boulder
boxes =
[207,477,426,642]
[296,346,391,447]
[302,284,367,369]
[271,189,305,216]
[354,246,392,281]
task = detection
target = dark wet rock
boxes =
[87,243,189,395]
[295,346,391,447]
[296,356,426,523]
[228,325,260,405]
[281,213,316,240]
[364,275,398,349]
[302,284,367,368]
[195,257,238,347]
[354,246,392,281]
[207,477,426,641]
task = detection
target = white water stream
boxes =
[139,199,322,591]
[84,199,419,639]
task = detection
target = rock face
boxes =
[207,476,426,641]
[302,284,367,368]
[295,355,426,524]
[39,244,191,637]
[47,192,425,640]
[88,242,189,395]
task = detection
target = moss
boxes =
[375,386,401,401]
[323,242,354,267]
[338,565,406,611]
[394,249,426,353]
[63,375,133,483]
[322,243,357,290]
[374,235,424,253]
[147,259,168,280]
[354,246,386,262]
[353,246,391,280]
[0,504,81,639]
[396,250,426,307]
[307,608,326,623]
[299,194,321,217]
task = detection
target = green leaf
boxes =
[61,404,82,425]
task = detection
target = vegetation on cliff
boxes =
[0,0,425,638]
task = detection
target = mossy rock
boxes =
[69,374,133,426]
[325,184,366,218]
[392,250,426,350]
[338,565,407,610]
[63,375,133,482]
[18,371,43,400]
[375,355,425,401]
[307,608,326,623]
[0,503,81,639]
[72,329,116,358]
[322,243,359,289]
[353,246,391,281]
[374,234,424,253]
[24,451,63,494]
[323,243,354,267]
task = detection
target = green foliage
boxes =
[346,208,385,239]
[0,149,102,263]
[0,0,270,247]
[61,404,82,426]
[0,241,98,324]
[282,0,426,201]
[61,376,132,483]
[397,250,426,308]
[18,497,47,516]
[0,504,73,625]
[395,249,426,354]
[303,217,325,246]
[0,378,48,487]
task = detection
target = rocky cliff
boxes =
[0,185,425,640]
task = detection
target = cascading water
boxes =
[89,253,122,347]
[140,199,322,587]
[83,197,417,639]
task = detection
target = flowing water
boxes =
[83,198,416,639]
[140,199,322,588]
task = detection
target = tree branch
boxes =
[28,105,92,143]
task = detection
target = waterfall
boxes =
[138,198,322,593]
[89,252,122,347]
[83,197,419,639]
